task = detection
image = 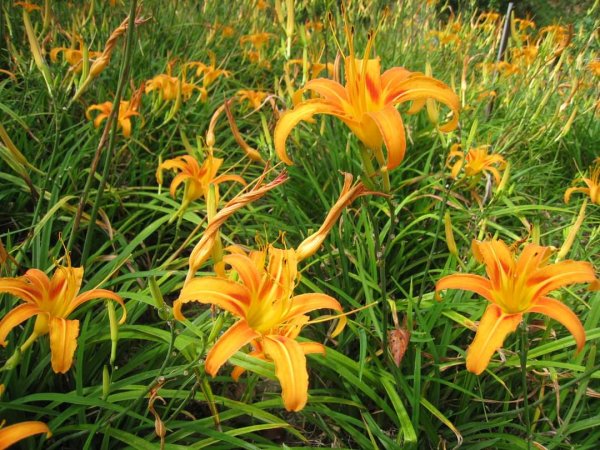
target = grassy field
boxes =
[0,0,599,448]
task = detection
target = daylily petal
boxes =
[0,303,41,346]
[366,105,407,170]
[531,260,597,299]
[263,335,309,412]
[529,296,586,352]
[48,317,80,373]
[175,277,251,320]
[564,187,589,204]
[285,293,343,321]
[386,75,460,132]
[465,304,522,375]
[222,253,262,294]
[70,288,126,324]
[212,174,247,187]
[298,78,351,110]
[0,421,51,449]
[274,100,347,165]
[300,341,326,355]
[0,279,36,303]
[205,320,260,377]
[435,274,494,302]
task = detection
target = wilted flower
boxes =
[436,239,598,374]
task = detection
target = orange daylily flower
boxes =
[14,2,41,13]
[511,45,538,66]
[436,239,598,375]
[145,74,200,102]
[0,263,126,373]
[187,52,231,85]
[175,244,344,411]
[240,32,273,50]
[0,421,51,449]
[446,144,507,183]
[156,153,246,207]
[274,25,459,172]
[49,42,102,73]
[237,90,269,110]
[86,84,144,138]
[588,60,600,77]
[478,61,521,77]
[564,159,600,205]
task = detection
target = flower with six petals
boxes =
[156,153,246,208]
[435,239,597,375]
[0,263,126,373]
[274,26,459,173]
[175,244,344,411]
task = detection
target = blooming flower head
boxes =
[145,74,200,102]
[237,89,269,110]
[175,244,344,411]
[436,239,598,375]
[156,152,246,207]
[446,144,506,183]
[86,84,144,138]
[511,45,538,66]
[186,52,231,89]
[588,60,600,77]
[50,40,102,73]
[564,159,600,205]
[239,32,273,50]
[0,421,51,449]
[478,61,521,77]
[274,21,459,173]
[0,261,126,373]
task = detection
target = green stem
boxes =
[78,1,138,263]
[520,320,532,447]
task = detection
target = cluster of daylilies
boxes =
[1,0,599,447]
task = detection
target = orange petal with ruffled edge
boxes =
[205,320,260,377]
[529,296,586,352]
[263,335,309,412]
[70,288,127,324]
[0,421,51,449]
[274,100,348,165]
[435,274,493,302]
[174,277,250,320]
[465,304,522,375]
[0,304,40,346]
[48,317,80,373]
[531,260,597,299]
[285,293,343,320]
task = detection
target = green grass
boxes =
[0,0,598,448]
